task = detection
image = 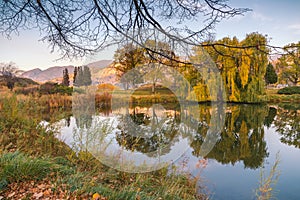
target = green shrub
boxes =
[53,84,73,95]
[39,82,73,95]
[277,86,300,95]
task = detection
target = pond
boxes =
[53,102,300,199]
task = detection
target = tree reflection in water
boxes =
[191,104,269,169]
[68,102,299,169]
[113,104,270,169]
[273,104,300,148]
[115,104,181,156]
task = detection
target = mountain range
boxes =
[20,60,114,84]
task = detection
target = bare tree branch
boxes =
[0,0,253,59]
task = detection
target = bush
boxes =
[39,82,73,95]
[277,86,300,95]
[53,84,73,95]
[0,76,38,88]
[15,86,39,95]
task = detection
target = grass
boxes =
[266,88,300,103]
[0,93,206,199]
[111,85,180,105]
[0,152,56,187]
[0,151,205,199]
[116,86,300,104]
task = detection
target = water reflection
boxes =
[190,104,269,169]
[115,107,180,155]
[55,103,300,169]
[52,102,300,198]
[273,104,300,148]
[264,107,277,128]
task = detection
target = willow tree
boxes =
[277,42,300,86]
[192,33,269,103]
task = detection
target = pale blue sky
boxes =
[0,0,299,70]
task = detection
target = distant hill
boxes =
[21,68,42,80]
[19,60,115,85]
[87,60,113,77]
[92,64,118,85]
[87,60,112,69]
[21,66,74,83]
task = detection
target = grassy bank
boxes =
[266,89,300,103]
[0,94,207,199]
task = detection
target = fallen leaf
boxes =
[43,189,51,196]
[93,193,101,200]
[33,192,43,199]
[19,188,25,193]
[37,184,45,189]
[7,192,15,198]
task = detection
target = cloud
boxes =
[251,11,273,22]
[288,24,300,34]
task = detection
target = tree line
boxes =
[62,66,92,87]
[112,34,300,102]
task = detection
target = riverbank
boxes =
[266,89,300,103]
[0,94,206,200]
[1,91,295,199]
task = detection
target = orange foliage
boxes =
[97,83,116,92]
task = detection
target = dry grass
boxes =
[256,153,280,200]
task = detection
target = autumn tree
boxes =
[62,68,70,86]
[195,33,269,102]
[264,63,278,85]
[114,40,179,91]
[142,40,180,93]
[0,62,18,76]
[277,42,300,86]
[1,62,18,91]
[114,43,145,89]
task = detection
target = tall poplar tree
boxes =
[265,63,278,85]
[62,68,70,86]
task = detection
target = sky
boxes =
[0,0,299,71]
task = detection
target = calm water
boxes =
[53,103,300,199]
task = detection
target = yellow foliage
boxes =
[240,51,251,88]
[193,83,210,102]
[97,83,116,91]
[239,121,250,158]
